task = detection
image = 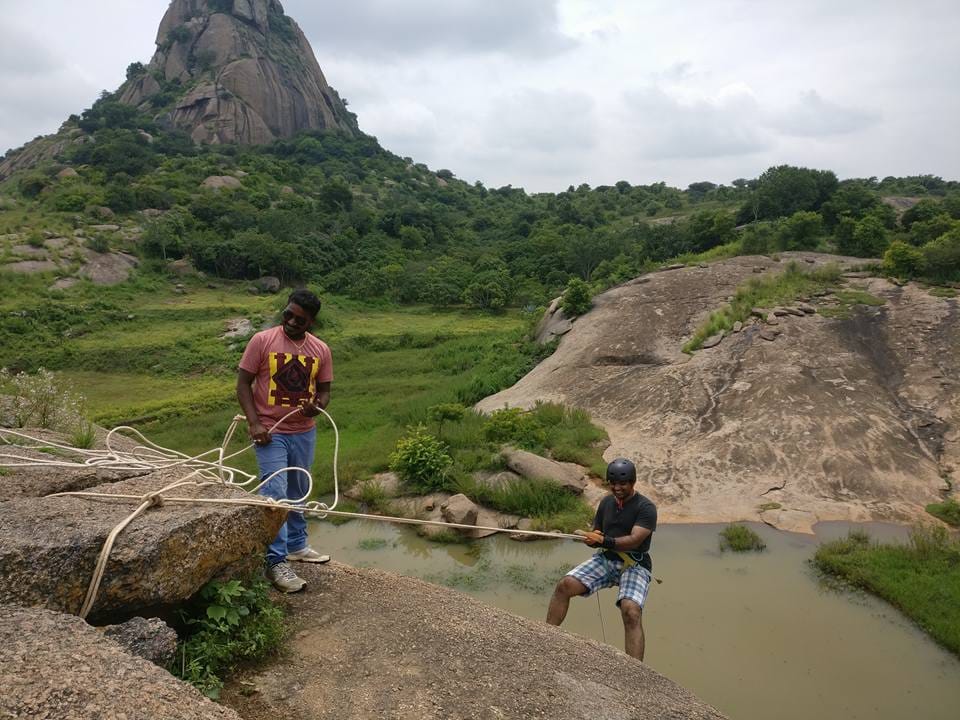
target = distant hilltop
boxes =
[0,0,356,177]
[119,0,357,144]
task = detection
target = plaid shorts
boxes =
[567,552,652,608]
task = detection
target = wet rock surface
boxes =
[221,562,726,720]
[478,253,958,533]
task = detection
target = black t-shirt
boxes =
[593,492,657,571]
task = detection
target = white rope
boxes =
[0,408,581,618]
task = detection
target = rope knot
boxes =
[142,491,165,509]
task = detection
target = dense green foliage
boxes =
[5,92,956,317]
[719,524,767,552]
[173,578,285,698]
[814,527,960,656]
[389,425,453,491]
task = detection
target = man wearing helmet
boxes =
[546,457,657,660]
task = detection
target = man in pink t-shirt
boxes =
[237,289,333,593]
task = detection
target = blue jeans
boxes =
[255,427,316,566]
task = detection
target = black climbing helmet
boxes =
[606,458,637,484]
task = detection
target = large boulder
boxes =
[440,493,479,527]
[502,448,588,494]
[0,470,284,620]
[117,0,356,146]
[78,251,139,285]
[0,605,241,720]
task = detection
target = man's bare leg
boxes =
[546,576,588,625]
[620,599,645,660]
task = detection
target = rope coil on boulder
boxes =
[1,408,583,619]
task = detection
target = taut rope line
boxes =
[0,408,582,619]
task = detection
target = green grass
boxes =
[683,261,842,352]
[719,524,767,552]
[926,498,960,527]
[813,527,960,656]
[358,538,389,550]
[929,286,957,298]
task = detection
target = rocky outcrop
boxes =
[118,0,357,145]
[502,447,588,494]
[0,605,241,720]
[478,253,958,533]
[0,468,284,620]
[220,562,727,719]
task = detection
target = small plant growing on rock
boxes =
[173,578,285,699]
[389,425,452,492]
[719,524,767,552]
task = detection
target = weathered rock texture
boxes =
[101,616,179,666]
[0,605,241,720]
[118,0,356,145]
[478,253,959,533]
[0,466,284,620]
[220,562,727,720]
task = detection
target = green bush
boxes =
[882,241,925,278]
[719,524,766,552]
[926,498,960,527]
[483,407,546,449]
[389,425,452,492]
[172,579,285,699]
[560,277,592,316]
[922,229,960,282]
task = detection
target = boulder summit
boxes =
[119,0,357,144]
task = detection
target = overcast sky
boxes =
[1,0,958,192]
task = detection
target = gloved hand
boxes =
[582,530,605,547]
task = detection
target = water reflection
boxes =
[306,517,960,720]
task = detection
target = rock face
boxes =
[118,0,357,145]
[1,605,241,720]
[0,466,285,620]
[101,616,179,667]
[503,447,588,494]
[478,253,959,533]
[220,562,727,719]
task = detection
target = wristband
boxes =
[602,535,616,550]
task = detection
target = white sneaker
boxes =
[287,547,331,564]
[266,561,306,593]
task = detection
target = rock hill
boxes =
[0,0,355,177]
[478,254,958,533]
[119,0,356,145]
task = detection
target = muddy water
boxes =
[306,518,960,720]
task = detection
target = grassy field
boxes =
[813,527,960,657]
[1,269,605,528]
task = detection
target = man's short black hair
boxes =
[287,289,321,318]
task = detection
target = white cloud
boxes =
[770,90,880,138]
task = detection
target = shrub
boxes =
[0,367,87,430]
[719,524,766,552]
[427,402,465,439]
[921,229,960,282]
[483,407,545,449]
[172,579,285,699]
[560,277,592,316]
[882,241,925,278]
[389,425,452,492]
[925,498,960,527]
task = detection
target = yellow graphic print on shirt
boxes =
[268,353,319,408]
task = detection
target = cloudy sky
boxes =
[1,0,958,191]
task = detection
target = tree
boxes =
[882,241,925,278]
[838,215,889,258]
[820,182,881,228]
[921,229,960,282]
[901,199,946,230]
[776,211,823,250]
[427,403,465,439]
[560,277,592,317]
[743,165,838,222]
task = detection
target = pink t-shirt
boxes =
[238,326,333,434]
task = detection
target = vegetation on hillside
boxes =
[813,527,960,656]
[3,93,959,318]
